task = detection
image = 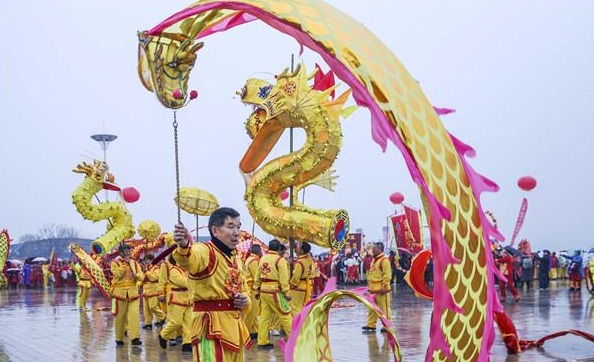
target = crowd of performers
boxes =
[14,207,397,360]
[0,212,396,360]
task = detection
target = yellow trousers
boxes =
[366,292,392,328]
[289,289,306,316]
[113,298,140,341]
[161,303,192,344]
[257,293,292,345]
[78,286,90,309]
[270,314,280,330]
[244,290,260,334]
[549,268,556,279]
[143,295,166,325]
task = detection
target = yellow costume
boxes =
[160,263,192,345]
[143,263,166,326]
[173,240,251,361]
[42,264,51,288]
[289,254,313,315]
[244,253,261,335]
[159,260,172,314]
[110,258,144,343]
[365,254,392,329]
[254,253,292,346]
[73,262,92,309]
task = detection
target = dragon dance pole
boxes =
[288,53,296,270]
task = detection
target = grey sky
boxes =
[1,1,593,252]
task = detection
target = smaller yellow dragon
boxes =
[72,160,135,255]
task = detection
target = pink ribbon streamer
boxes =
[433,107,456,116]
[510,198,528,246]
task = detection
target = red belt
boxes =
[171,288,187,292]
[193,299,235,312]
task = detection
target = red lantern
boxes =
[517,176,537,191]
[389,192,404,205]
[280,190,289,201]
[122,187,140,203]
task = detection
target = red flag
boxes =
[404,206,423,254]
[313,63,335,99]
[510,198,528,246]
[390,214,407,249]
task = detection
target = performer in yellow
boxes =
[362,242,392,333]
[244,244,263,340]
[172,207,252,362]
[158,255,193,352]
[254,239,293,349]
[289,241,313,315]
[41,263,51,288]
[110,244,144,346]
[141,254,166,330]
[72,261,92,310]
[159,258,172,316]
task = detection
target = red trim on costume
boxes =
[190,242,218,280]
[200,312,251,353]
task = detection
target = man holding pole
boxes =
[172,207,252,361]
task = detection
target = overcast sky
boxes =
[1,1,593,253]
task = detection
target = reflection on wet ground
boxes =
[0,280,593,361]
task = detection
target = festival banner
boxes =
[509,197,528,246]
[404,205,424,254]
[345,232,362,253]
[390,214,407,248]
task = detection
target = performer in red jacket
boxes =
[495,249,520,302]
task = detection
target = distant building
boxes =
[8,238,93,260]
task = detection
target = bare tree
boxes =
[36,224,79,239]
[32,224,80,257]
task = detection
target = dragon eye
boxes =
[258,85,272,99]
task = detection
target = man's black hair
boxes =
[268,239,281,251]
[301,241,311,254]
[250,244,262,255]
[375,242,385,252]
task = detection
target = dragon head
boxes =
[138,30,203,109]
[73,160,119,191]
[238,65,312,173]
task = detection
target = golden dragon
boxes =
[238,64,350,250]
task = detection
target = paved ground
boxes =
[0,280,593,361]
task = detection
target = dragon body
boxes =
[142,1,505,360]
[0,230,10,287]
[69,243,111,299]
[238,64,350,250]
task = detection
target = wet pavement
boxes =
[0,280,593,362]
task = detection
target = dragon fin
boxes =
[322,89,352,120]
